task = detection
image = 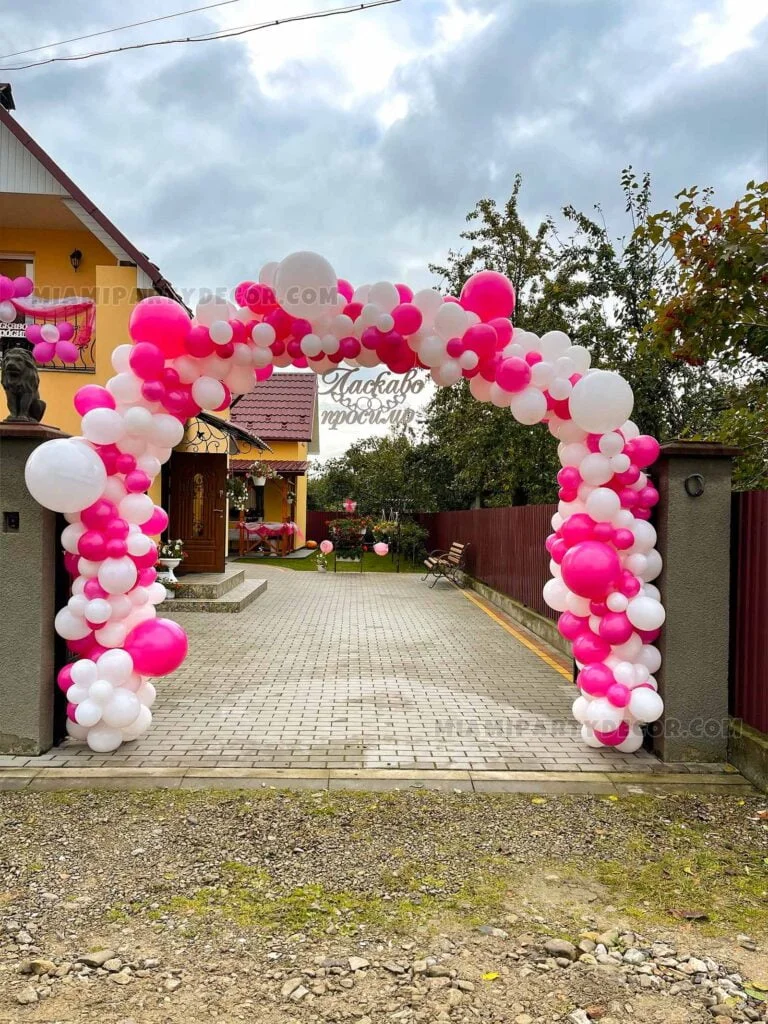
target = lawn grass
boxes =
[235,550,424,573]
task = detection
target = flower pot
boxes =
[158,557,182,584]
[254,476,266,487]
[317,565,327,573]
[164,588,176,600]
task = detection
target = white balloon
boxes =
[195,295,234,327]
[469,375,493,402]
[627,596,665,631]
[111,344,133,373]
[569,370,634,434]
[606,592,629,613]
[137,681,157,708]
[107,594,132,619]
[86,723,123,752]
[259,260,278,286]
[631,520,657,553]
[85,598,112,624]
[123,406,154,438]
[120,704,152,742]
[565,592,591,617]
[274,251,337,321]
[102,689,141,728]
[412,289,443,325]
[368,281,399,313]
[540,330,571,361]
[66,719,89,741]
[78,557,100,578]
[61,522,86,554]
[95,621,127,648]
[489,383,512,407]
[89,679,114,705]
[75,699,102,728]
[98,556,138,596]
[543,577,569,611]
[209,320,233,345]
[510,387,547,425]
[581,723,605,748]
[82,408,125,446]
[54,608,90,640]
[107,372,143,404]
[431,361,462,387]
[530,360,555,389]
[252,347,274,369]
[572,695,590,723]
[585,697,625,732]
[585,487,621,522]
[621,419,640,440]
[102,477,127,505]
[643,582,661,601]
[175,355,202,383]
[638,644,662,674]
[147,582,168,605]
[613,661,635,686]
[119,493,154,525]
[609,453,631,473]
[598,431,624,457]
[149,414,185,449]
[579,453,613,486]
[70,659,98,687]
[548,377,572,401]
[25,439,107,514]
[192,376,226,410]
[565,345,591,373]
[66,681,91,705]
[616,725,644,752]
[640,549,662,582]
[330,314,354,339]
[419,335,447,367]
[625,553,648,576]
[628,687,663,724]
[433,302,468,342]
[251,323,276,348]
[117,434,148,458]
[559,442,589,467]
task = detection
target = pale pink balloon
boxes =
[319,540,333,555]
[373,542,389,556]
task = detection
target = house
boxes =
[0,85,270,575]
[228,373,319,553]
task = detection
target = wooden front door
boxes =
[169,453,227,573]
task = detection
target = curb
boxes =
[0,766,756,795]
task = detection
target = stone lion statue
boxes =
[1,346,46,423]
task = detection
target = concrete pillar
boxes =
[0,423,67,754]
[653,440,739,763]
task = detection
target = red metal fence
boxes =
[307,505,557,620]
[730,489,768,733]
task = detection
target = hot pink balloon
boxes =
[125,470,151,493]
[496,356,531,393]
[392,303,422,335]
[577,663,614,698]
[74,384,115,416]
[460,271,515,322]
[572,632,612,664]
[129,341,165,381]
[32,342,56,363]
[598,611,633,645]
[133,541,159,569]
[83,579,108,600]
[81,500,117,531]
[488,317,513,346]
[13,276,34,298]
[106,538,127,558]
[561,513,595,548]
[186,325,215,358]
[0,276,13,302]
[57,664,74,693]
[106,517,130,540]
[628,435,660,468]
[141,506,169,536]
[594,721,630,747]
[124,618,189,677]
[319,540,333,555]
[337,278,354,302]
[55,341,79,364]
[129,296,190,358]
[138,567,158,587]
[606,682,631,708]
[557,611,588,641]
[66,701,78,722]
[561,541,621,600]
[78,530,107,561]
[255,365,273,382]
[395,283,413,302]
[464,323,498,362]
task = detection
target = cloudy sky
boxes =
[1,0,766,457]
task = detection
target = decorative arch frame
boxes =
[13,252,665,755]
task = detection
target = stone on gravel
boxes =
[456,980,475,992]
[348,956,370,971]
[426,964,452,978]
[568,1011,591,1024]
[164,978,182,992]
[383,962,405,974]
[16,931,33,945]
[545,939,578,961]
[27,958,55,976]
[281,978,304,998]
[477,925,508,939]
[515,1014,533,1024]
[78,950,117,968]
[103,958,123,972]
[623,949,646,965]
[597,929,619,947]
[16,986,38,1005]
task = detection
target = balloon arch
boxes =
[19,252,665,755]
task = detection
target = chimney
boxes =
[0,84,16,111]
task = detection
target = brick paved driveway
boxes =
[14,566,668,772]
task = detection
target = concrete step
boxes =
[175,566,245,600]
[168,579,267,613]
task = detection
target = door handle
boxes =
[214,508,224,515]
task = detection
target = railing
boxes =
[730,489,768,733]
[0,333,96,373]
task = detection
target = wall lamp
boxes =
[69,249,83,272]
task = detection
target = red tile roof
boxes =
[230,373,317,442]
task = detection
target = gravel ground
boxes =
[1,788,766,1023]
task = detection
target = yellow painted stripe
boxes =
[459,589,572,680]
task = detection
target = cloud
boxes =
[2,0,766,454]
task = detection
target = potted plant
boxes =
[161,578,180,600]
[328,516,368,561]
[249,460,280,487]
[315,552,328,573]
[227,474,249,513]
[158,538,186,584]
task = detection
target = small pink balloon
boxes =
[0,276,13,302]
[463,323,498,362]
[613,528,634,550]
[628,435,660,468]
[106,538,128,558]
[395,283,413,303]
[78,531,107,561]
[319,540,334,555]
[488,317,513,346]
[133,541,158,570]
[141,506,169,536]
[446,338,464,358]
[74,384,116,416]
[115,453,137,474]
[13,275,34,298]
[255,365,273,382]
[337,278,354,302]
[557,611,588,641]
[496,356,531,394]
[606,682,631,708]
[83,579,108,600]
[186,324,215,358]
[373,542,389,556]
[129,341,165,381]
[572,632,612,664]
[141,380,166,403]
[598,611,633,645]
[57,664,75,693]
[32,341,56,363]
[392,303,422,336]
[25,324,42,344]
[66,702,78,722]
[125,470,151,493]
[578,663,614,698]
[82,499,117,531]
[55,340,79,363]
[105,517,130,540]
[138,567,158,587]
[56,321,75,341]
[594,721,630,746]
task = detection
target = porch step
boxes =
[168,579,267,613]
[175,566,245,600]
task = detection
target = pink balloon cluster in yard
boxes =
[23,250,664,754]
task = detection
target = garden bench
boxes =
[422,542,468,588]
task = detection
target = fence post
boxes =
[0,423,66,754]
[653,440,739,763]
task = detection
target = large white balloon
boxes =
[626,595,666,631]
[149,414,185,449]
[192,376,226,410]
[569,370,634,433]
[433,302,468,342]
[86,723,123,753]
[509,388,547,425]
[274,251,337,321]
[101,689,141,728]
[82,408,125,446]
[98,556,138,596]
[25,439,107,514]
